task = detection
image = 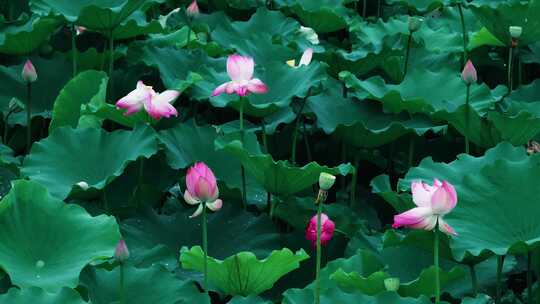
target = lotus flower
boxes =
[461,60,477,85]
[287,48,313,68]
[116,81,179,119]
[114,239,130,262]
[75,26,87,36]
[392,179,458,235]
[211,54,268,97]
[187,0,199,17]
[184,162,223,218]
[305,213,335,247]
[21,60,37,83]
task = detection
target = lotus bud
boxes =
[305,213,335,247]
[76,181,89,190]
[509,26,522,39]
[461,60,477,85]
[114,239,130,262]
[384,277,400,291]
[319,172,336,191]
[21,60,37,83]
[408,16,423,32]
[299,26,319,45]
[186,0,199,17]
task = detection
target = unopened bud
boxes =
[319,172,336,191]
[114,239,130,262]
[461,60,477,85]
[509,26,522,39]
[186,0,199,17]
[408,16,423,32]
[22,60,37,83]
[384,277,400,291]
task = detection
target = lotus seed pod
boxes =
[509,26,522,39]
[384,277,400,291]
[408,16,422,32]
[318,172,336,191]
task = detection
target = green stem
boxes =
[377,0,381,17]
[71,24,77,77]
[302,121,312,162]
[202,204,208,294]
[108,31,115,99]
[3,115,8,145]
[362,0,367,18]
[341,141,347,191]
[26,82,32,153]
[266,192,271,213]
[496,255,505,304]
[457,3,468,63]
[186,17,192,48]
[136,158,144,209]
[508,46,514,91]
[403,34,412,80]
[261,120,268,153]
[239,98,247,210]
[291,93,309,164]
[315,199,323,304]
[465,84,471,154]
[528,252,532,304]
[119,263,125,304]
[434,226,440,304]
[408,135,415,167]
[469,264,478,296]
[350,153,360,207]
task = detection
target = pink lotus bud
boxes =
[114,240,130,262]
[22,60,37,83]
[305,213,335,247]
[187,0,199,17]
[184,162,222,218]
[461,60,477,85]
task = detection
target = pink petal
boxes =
[154,90,180,104]
[206,199,222,212]
[299,48,313,66]
[430,181,457,215]
[186,0,199,16]
[189,204,204,218]
[212,82,229,96]
[186,166,198,195]
[305,213,335,247]
[183,190,200,205]
[247,78,268,94]
[461,60,477,84]
[411,181,433,207]
[392,207,437,231]
[227,54,254,82]
[22,59,37,82]
[438,218,457,236]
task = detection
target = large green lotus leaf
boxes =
[111,10,163,39]
[215,138,354,196]
[49,70,108,132]
[462,294,492,304]
[0,287,86,304]
[30,0,163,32]
[81,264,209,304]
[0,15,62,55]
[121,201,281,269]
[385,0,450,12]
[229,295,272,304]
[371,174,414,213]
[274,0,351,33]
[283,288,434,304]
[22,125,158,200]
[0,180,120,292]
[468,27,505,50]
[0,55,71,117]
[470,0,540,46]
[180,246,309,296]
[400,143,540,260]
[308,78,446,148]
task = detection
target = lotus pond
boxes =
[0,0,539,303]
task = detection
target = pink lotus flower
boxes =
[187,0,199,17]
[287,48,313,68]
[461,60,477,85]
[115,81,179,119]
[211,54,268,97]
[114,239,130,262]
[184,162,223,218]
[305,213,335,247]
[22,60,37,83]
[392,179,458,235]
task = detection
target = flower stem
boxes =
[291,92,309,164]
[186,17,192,48]
[302,121,313,162]
[108,30,115,100]
[202,204,208,294]
[457,3,468,63]
[136,158,144,209]
[71,24,77,77]
[528,252,532,304]
[464,84,471,154]
[239,98,247,210]
[403,33,412,80]
[26,82,32,153]
[119,262,125,304]
[469,264,478,296]
[408,135,415,167]
[350,153,360,207]
[362,0,367,18]
[315,199,323,304]
[496,255,505,304]
[508,46,514,91]
[261,120,268,153]
[434,227,440,304]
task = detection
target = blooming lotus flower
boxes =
[392,179,458,235]
[461,60,477,85]
[184,162,223,218]
[22,60,37,83]
[305,213,335,247]
[114,239,130,262]
[187,0,199,17]
[116,81,179,119]
[211,54,268,97]
[287,48,313,68]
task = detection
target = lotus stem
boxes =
[457,3,468,63]
[291,91,310,164]
[403,33,412,80]
[464,84,471,154]
[302,121,312,162]
[362,0,367,18]
[434,227,440,304]
[119,262,125,304]
[108,30,115,99]
[528,252,532,304]
[71,24,77,77]
[136,158,144,209]
[202,204,208,294]
[26,82,32,153]
[315,198,323,304]
[496,255,505,304]
[187,17,192,48]
[341,141,347,191]
[408,135,415,167]
[3,116,8,145]
[377,0,381,17]
[239,98,247,210]
[469,264,478,296]
[261,120,268,153]
[350,153,360,207]
[508,46,514,91]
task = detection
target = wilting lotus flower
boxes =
[22,60,37,83]
[184,162,223,218]
[392,179,458,235]
[187,0,199,17]
[115,81,179,119]
[461,60,477,85]
[287,48,313,68]
[114,239,130,262]
[305,213,335,247]
[211,54,268,97]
